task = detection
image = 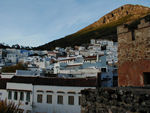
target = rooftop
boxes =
[8,76,97,87]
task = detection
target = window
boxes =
[79,96,81,105]
[143,72,150,85]
[113,76,118,87]
[132,30,135,41]
[37,94,42,103]
[101,45,106,50]
[14,92,18,100]
[26,92,30,102]
[57,95,63,104]
[8,91,12,100]
[47,95,52,104]
[101,68,107,72]
[20,92,24,101]
[68,96,74,105]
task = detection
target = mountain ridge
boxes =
[36,4,150,50]
[78,4,150,33]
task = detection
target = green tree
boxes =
[2,63,27,73]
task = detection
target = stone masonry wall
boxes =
[117,19,150,86]
[81,87,150,113]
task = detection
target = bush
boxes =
[0,100,20,113]
[2,63,27,73]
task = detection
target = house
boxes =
[5,76,96,113]
[7,53,18,64]
[0,49,7,59]
[0,78,10,100]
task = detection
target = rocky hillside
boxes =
[36,4,150,50]
[80,4,150,32]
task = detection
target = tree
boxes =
[2,63,27,73]
[12,44,20,49]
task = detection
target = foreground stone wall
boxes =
[117,19,150,86]
[81,87,150,113]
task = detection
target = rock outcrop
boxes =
[81,4,150,32]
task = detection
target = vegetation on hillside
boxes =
[35,14,141,50]
[35,4,150,51]
[0,43,11,49]
[2,63,27,73]
[1,5,149,51]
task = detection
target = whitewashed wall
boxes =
[7,83,33,113]
[0,89,7,100]
[33,85,95,113]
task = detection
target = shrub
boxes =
[0,100,20,113]
[2,63,27,73]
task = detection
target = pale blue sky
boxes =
[0,0,149,47]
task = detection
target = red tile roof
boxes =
[85,56,97,60]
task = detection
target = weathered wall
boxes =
[117,19,150,86]
[81,87,150,113]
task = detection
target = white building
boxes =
[90,39,96,45]
[3,76,96,113]
[0,78,9,101]
[0,49,3,58]
[0,73,15,79]
[7,54,18,63]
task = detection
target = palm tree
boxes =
[0,100,20,113]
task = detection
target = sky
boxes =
[0,0,149,47]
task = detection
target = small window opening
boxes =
[131,30,135,41]
[143,72,150,85]
[101,68,107,72]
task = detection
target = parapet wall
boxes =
[81,87,150,113]
[118,19,150,66]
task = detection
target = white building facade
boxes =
[2,76,96,113]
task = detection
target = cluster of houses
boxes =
[0,39,118,113]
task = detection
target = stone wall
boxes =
[81,87,150,113]
[117,19,150,86]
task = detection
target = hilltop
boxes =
[36,4,150,50]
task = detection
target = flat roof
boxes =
[8,76,97,87]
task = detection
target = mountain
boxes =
[36,4,150,50]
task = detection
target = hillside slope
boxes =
[36,4,150,50]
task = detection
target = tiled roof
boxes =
[9,76,97,87]
[85,56,97,60]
